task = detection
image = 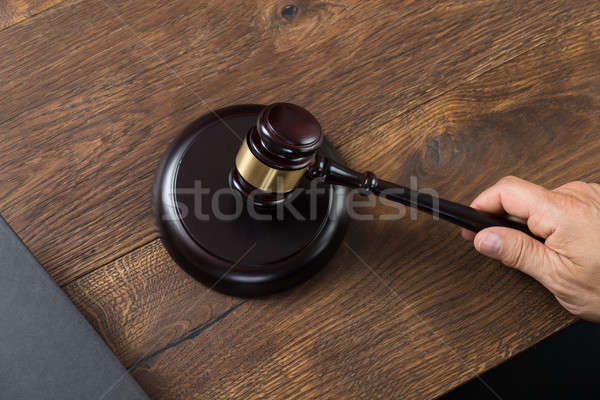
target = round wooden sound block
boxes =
[153,105,349,297]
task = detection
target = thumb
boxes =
[474,227,550,285]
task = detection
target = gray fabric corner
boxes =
[0,216,148,400]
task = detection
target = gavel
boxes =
[230,102,537,237]
[154,102,538,297]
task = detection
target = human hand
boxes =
[462,176,600,322]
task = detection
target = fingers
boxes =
[469,176,558,238]
[461,228,475,240]
[474,227,556,289]
[463,176,597,242]
[470,176,547,218]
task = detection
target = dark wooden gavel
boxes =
[231,102,538,238]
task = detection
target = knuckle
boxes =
[554,192,588,213]
[561,181,593,194]
[526,211,551,233]
[562,180,587,189]
[497,175,520,187]
[513,241,531,270]
[504,236,528,269]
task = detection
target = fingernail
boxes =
[477,232,502,257]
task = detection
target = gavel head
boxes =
[230,103,323,206]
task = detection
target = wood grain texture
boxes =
[0,0,64,30]
[64,239,240,368]
[65,16,600,400]
[0,0,597,284]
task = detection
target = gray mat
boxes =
[0,216,148,400]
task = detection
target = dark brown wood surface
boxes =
[1,0,598,284]
[0,0,62,30]
[2,0,599,398]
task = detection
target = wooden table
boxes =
[1,1,598,398]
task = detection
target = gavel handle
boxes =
[307,153,542,240]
